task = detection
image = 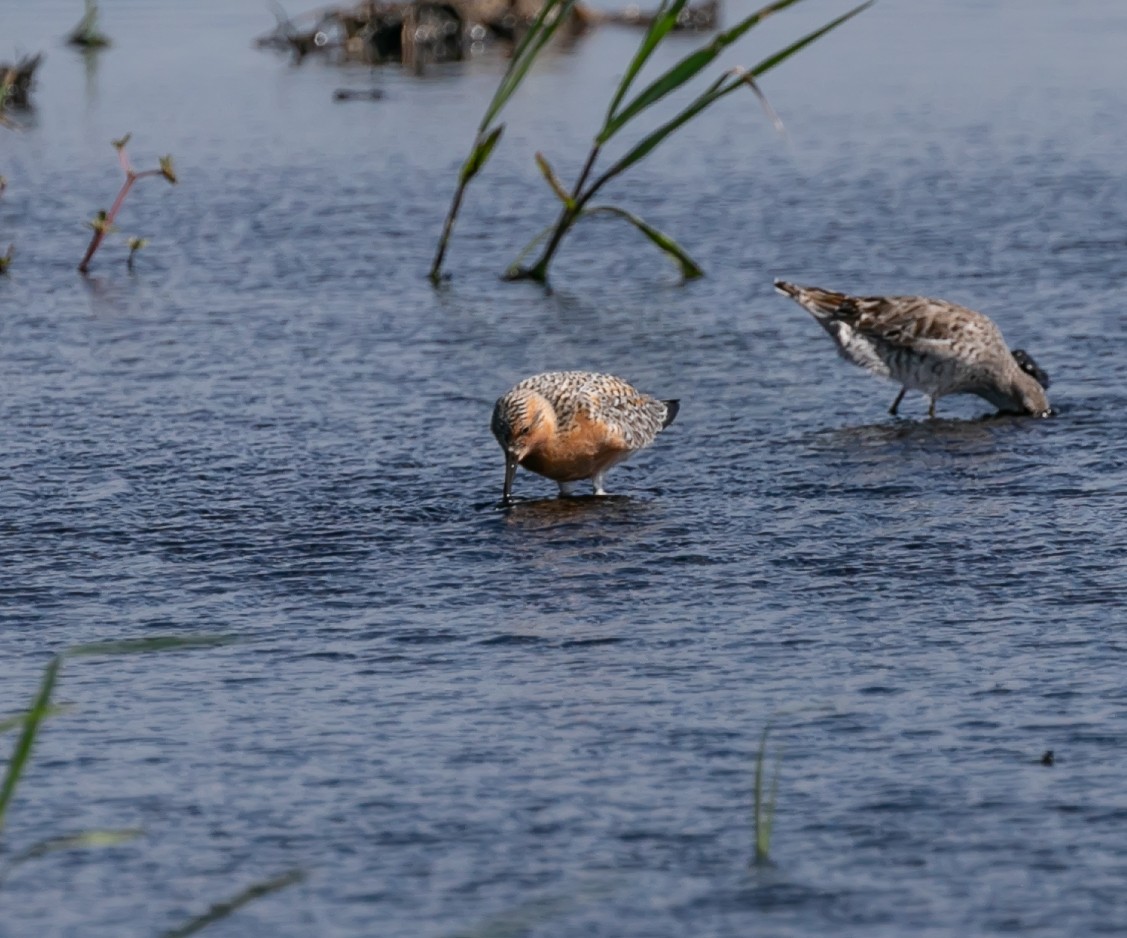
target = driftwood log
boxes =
[257,0,718,69]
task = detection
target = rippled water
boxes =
[3,0,1127,935]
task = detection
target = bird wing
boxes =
[576,375,668,450]
[845,295,1007,363]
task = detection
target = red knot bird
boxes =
[774,280,1052,418]
[491,371,679,503]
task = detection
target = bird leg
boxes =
[888,387,907,415]
[927,397,937,418]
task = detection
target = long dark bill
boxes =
[502,453,518,505]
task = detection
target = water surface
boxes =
[2,1,1127,935]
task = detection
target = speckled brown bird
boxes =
[774,280,1052,418]
[490,371,679,503]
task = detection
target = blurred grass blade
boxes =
[598,0,806,143]
[481,0,578,130]
[0,715,24,735]
[0,656,61,836]
[603,0,690,124]
[535,152,575,207]
[64,636,237,658]
[0,704,71,735]
[748,0,873,77]
[460,125,505,184]
[752,725,779,865]
[161,869,305,938]
[1,828,144,883]
[586,205,703,279]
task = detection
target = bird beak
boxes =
[502,452,518,504]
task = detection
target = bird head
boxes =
[491,388,553,502]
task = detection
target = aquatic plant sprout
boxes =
[77,133,176,274]
[126,235,149,270]
[430,0,871,283]
[428,0,579,283]
[506,0,873,283]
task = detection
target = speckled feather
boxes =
[491,371,678,498]
[503,371,672,448]
[774,280,1051,417]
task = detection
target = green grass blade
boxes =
[753,725,767,862]
[603,0,690,125]
[434,0,577,282]
[161,869,305,938]
[64,636,237,659]
[485,0,565,118]
[481,0,579,130]
[598,0,806,143]
[0,704,71,735]
[535,152,575,207]
[0,656,61,836]
[460,125,505,184]
[0,715,23,736]
[1,828,144,883]
[598,70,733,182]
[586,205,703,279]
[752,725,780,865]
[599,16,846,190]
[749,0,873,78]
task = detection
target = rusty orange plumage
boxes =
[491,371,679,502]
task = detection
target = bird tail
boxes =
[661,400,680,429]
[773,279,853,321]
[1011,349,1051,390]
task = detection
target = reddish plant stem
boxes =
[77,168,161,274]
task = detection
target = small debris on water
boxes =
[333,88,387,101]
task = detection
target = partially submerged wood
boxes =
[256,0,717,68]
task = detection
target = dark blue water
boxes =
[3,1,1127,935]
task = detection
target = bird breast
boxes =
[519,410,631,482]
